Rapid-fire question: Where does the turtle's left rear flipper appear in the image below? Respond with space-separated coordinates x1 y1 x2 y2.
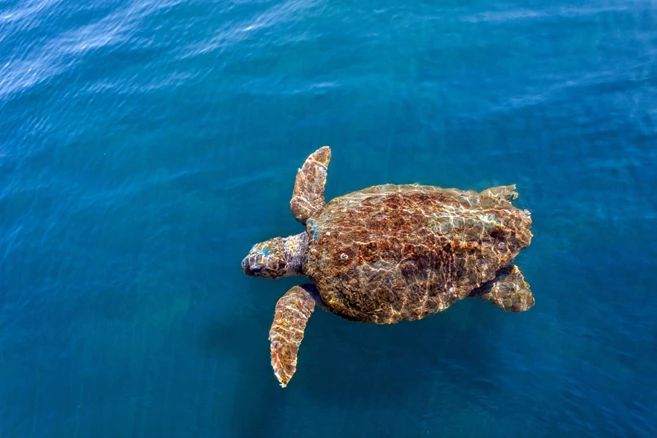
469 265 535 312
269 284 318 387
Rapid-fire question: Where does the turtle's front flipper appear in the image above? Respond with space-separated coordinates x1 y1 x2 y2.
290 146 331 224
269 284 319 387
469 265 535 312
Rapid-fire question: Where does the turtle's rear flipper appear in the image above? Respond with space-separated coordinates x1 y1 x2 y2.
469 265 535 312
481 185 518 202
290 146 331 224
269 284 318 387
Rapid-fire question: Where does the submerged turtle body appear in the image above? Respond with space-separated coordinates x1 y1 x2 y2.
242 146 535 388
304 184 533 324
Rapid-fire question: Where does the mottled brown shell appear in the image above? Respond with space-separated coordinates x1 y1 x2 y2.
303 184 532 323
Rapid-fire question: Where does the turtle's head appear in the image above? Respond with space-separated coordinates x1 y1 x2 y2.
241 232 308 279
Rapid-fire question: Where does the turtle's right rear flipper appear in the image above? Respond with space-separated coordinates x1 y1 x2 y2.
469 265 535 312
269 284 318 387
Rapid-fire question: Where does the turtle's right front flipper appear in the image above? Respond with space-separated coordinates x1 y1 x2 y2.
469 265 535 312
269 284 318 387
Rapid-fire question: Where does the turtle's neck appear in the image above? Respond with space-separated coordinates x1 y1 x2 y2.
283 231 308 277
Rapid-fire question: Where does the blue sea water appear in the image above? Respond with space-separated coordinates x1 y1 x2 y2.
1 0 656 436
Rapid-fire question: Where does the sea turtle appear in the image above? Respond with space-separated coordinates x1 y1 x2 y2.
241 146 534 387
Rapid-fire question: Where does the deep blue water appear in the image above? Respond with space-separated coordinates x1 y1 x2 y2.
1 0 656 436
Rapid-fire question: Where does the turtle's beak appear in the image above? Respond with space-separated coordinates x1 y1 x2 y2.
241 256 250 274
241 255 262 277
242 235 304 279
241 240 281 278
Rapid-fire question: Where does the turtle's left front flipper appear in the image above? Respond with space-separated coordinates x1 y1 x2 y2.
469 265 535 312
290 146 331 224
269 284 319 387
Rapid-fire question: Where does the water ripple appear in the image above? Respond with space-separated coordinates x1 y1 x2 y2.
181 0 323 58
461 3 652 23
0 0 186 99
0 0 60 27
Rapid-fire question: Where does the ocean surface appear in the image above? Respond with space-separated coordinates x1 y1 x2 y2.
1 0 656 436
